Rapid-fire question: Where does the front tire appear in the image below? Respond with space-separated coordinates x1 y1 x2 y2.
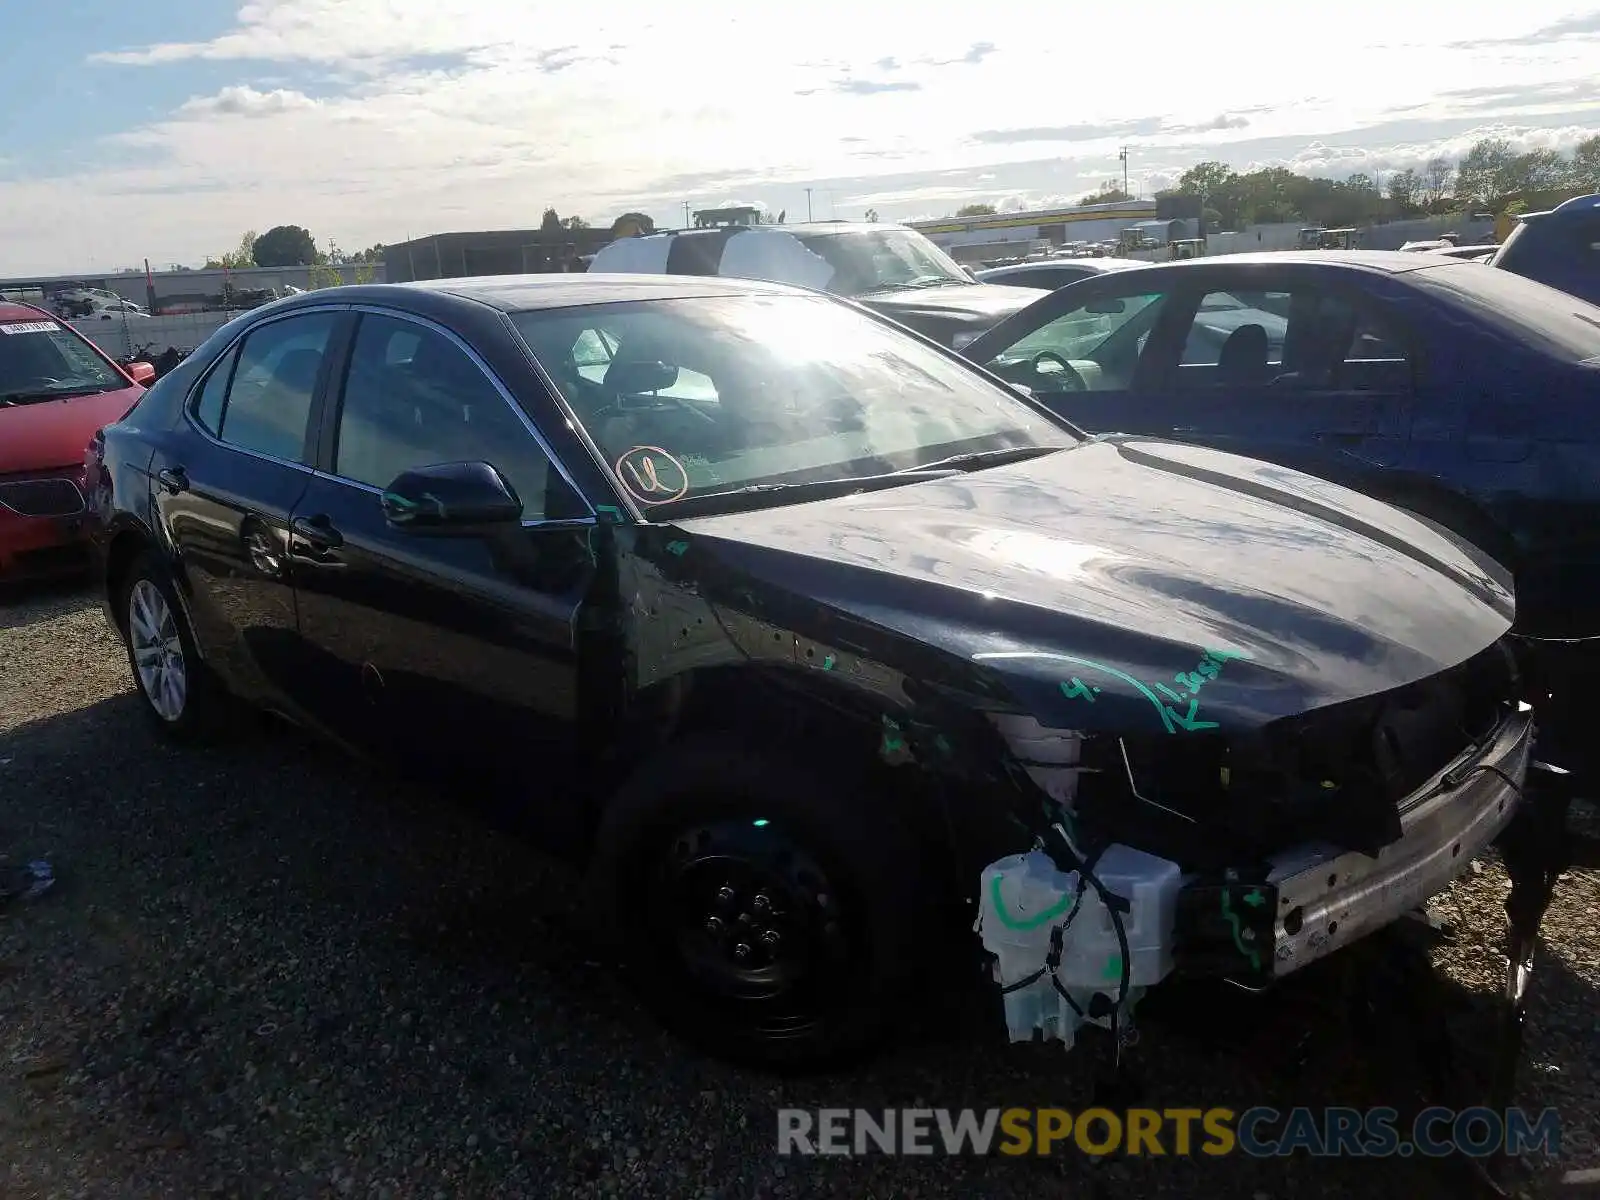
585 733 935 1071
120 552 226 740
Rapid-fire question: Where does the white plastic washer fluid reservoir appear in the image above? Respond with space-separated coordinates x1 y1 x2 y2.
977 846 1183 1048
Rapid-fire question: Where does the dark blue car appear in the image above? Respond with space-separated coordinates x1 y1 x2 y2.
961 250 1600 782
1492 192 1600 307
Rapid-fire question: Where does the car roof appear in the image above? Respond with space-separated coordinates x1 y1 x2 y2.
1116 250 1449 276
1519 192 1600 222
981 258 1146 275
620 222 910 241
385 272 812 312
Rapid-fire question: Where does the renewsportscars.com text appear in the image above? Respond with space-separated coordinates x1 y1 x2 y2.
776 1106 1562 1159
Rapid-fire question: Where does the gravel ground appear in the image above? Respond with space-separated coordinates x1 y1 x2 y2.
2 580 1598 1199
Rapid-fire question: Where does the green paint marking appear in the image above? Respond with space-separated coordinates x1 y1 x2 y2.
1243 888 1266 909
821 653 836 671
880 716 906 755
1054 647 1250 735
1060 677 1097 703
596 505 624 523
383 491 419 509
665 539 689 557
1102 955 1123 981
1221 890 1262 972
988 872 1078 931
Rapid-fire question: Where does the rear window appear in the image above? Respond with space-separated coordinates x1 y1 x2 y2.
1409 262 1600 361
0 316 125 405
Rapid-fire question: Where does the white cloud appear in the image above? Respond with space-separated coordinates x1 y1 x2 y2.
3 0 1599 273
1268 122 1599 177
179 85 320 118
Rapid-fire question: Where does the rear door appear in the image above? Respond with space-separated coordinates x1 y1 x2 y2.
152 307 347 707
1123 273 1417 486
286 307 598 775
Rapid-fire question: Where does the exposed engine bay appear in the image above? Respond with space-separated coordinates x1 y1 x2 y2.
976 640 1535 1055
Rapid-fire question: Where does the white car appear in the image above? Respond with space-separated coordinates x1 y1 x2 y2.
90 299 149 318
589 221 1041 347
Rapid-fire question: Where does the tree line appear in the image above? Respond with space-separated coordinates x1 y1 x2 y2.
952 134 1600 230
198 207 620 276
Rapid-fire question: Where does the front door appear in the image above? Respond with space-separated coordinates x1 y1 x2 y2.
286 309 598 788
966 278 1185 436
151 309 344 707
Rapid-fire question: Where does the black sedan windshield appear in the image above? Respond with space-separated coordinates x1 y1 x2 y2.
0 316 125 404
510 294 1076 514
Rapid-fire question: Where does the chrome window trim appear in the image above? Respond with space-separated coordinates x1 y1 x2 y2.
180 302 596 531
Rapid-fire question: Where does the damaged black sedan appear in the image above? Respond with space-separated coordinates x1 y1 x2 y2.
89 274 1535 1069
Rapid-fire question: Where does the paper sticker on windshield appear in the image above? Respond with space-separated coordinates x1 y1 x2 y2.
0 321 59 335
616 446 689 505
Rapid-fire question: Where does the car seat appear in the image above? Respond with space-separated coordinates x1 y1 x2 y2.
1216 324 1272 387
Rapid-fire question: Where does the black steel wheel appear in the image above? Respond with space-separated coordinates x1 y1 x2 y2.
586 733 934 1070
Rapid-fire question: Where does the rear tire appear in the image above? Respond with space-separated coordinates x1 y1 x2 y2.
585 733 935 1071
119 552 229 740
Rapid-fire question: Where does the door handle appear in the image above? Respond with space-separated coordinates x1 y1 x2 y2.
156 466 189 494
1170 425 1200 435
291 514 344 551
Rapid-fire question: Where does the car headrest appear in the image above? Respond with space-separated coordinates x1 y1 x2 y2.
1217 324 1270 382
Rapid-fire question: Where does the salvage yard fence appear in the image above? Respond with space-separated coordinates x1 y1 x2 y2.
69 310 235 362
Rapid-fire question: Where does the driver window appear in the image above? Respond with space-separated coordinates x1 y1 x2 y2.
980 291 1167 394
332 313 555 519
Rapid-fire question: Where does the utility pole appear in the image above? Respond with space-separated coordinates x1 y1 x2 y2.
1119 146 1130 198
682 200 691 228
805 188 813 222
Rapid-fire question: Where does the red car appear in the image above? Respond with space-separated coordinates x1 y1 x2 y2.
0 302 154 579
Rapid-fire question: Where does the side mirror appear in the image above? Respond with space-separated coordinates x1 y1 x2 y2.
1085 297 1127 315
606 359 679 394
380 461 522 533
125 361 157 385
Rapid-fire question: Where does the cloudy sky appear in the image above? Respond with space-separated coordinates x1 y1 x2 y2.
2 0 1598 276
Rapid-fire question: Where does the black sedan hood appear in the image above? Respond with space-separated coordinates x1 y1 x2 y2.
856 282 1040 331
671 437 1514 736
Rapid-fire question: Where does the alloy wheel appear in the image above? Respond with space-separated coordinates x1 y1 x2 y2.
128 579 187 722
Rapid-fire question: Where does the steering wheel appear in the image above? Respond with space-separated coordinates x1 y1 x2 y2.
1030 351 1088 392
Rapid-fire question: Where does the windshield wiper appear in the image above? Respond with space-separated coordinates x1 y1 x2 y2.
646 469 959 519
862 276 970 295
904 445 1065 474
901 275 971 289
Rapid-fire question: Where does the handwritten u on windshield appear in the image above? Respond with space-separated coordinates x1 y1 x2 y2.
615 446 689 504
